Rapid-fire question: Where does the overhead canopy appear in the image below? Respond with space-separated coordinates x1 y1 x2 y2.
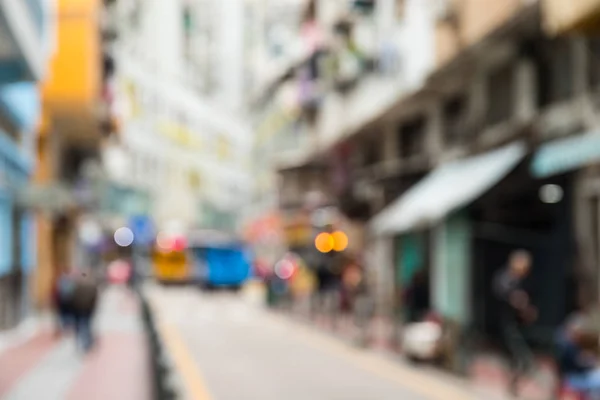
531 132 600 178
370 142 527 235
15 183 75 213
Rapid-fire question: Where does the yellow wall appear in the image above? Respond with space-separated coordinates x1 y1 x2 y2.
42 0 101 112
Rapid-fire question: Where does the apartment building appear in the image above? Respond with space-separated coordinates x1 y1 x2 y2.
105 0 253 233
246 0 439 268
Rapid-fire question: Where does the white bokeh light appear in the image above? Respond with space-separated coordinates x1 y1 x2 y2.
114 227 135 247
79 219 102 246
539 184 563 204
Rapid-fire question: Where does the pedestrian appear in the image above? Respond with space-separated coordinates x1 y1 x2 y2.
556 296 600 398
53 270 76 336
493 250 538 395
71 268 99 353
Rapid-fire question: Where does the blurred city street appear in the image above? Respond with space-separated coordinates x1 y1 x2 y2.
146 283 497 400
3 0 600 398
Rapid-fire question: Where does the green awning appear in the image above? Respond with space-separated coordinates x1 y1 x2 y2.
531 133 600 178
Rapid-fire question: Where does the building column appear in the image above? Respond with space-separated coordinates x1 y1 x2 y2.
513 58 537 123
432 212 472 326
32 114 56 310
572 37 589 97
366 234 394 316
426 101 443 164
382 122 396 163
467 71 487 128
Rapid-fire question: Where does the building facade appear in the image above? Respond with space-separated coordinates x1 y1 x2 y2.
254 0 600 370
247 0 438 287
105 0 253 234
31 0 108 310
0 0 54 328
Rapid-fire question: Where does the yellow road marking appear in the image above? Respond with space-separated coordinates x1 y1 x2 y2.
264 313 479 400
158 322 213 400
146 289 213 400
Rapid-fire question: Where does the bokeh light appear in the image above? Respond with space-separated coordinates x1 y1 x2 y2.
332 231 348 252
539 184 563 204
274 258 296 280
114 227 134 247
173 237 187 252
315 232 334 253
156 231 173 252
79 219 103 246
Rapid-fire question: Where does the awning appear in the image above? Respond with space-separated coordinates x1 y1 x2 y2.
370 142 527 235
15 183 75 212
531 132 600 178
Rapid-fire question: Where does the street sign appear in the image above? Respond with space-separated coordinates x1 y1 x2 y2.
129 215 155 246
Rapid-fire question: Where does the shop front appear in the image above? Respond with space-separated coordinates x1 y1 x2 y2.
0 133 35 329
371 142 528 367
470 162 577 350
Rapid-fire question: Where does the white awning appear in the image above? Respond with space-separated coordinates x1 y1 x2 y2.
370 142 527 235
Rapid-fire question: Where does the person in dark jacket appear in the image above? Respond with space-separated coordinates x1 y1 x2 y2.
71 269 99 353
53 270 76 335
492 250 537 395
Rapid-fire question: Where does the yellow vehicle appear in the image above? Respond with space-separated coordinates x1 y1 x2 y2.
153 248 190 283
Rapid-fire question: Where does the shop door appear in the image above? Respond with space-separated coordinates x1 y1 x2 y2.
395 231 429 321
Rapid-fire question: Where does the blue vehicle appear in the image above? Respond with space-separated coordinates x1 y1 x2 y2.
189 230 253 290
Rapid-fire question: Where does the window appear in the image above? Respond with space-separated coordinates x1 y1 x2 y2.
364 140 379 166
486 64 514 126
536 38 574 107
397 116 426 158
443 95 467 145
588 38 600 90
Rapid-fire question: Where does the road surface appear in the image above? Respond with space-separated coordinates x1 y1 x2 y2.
146 283 491 400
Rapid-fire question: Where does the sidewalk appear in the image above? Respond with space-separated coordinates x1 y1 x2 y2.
0 285 151 400
288 310 557 400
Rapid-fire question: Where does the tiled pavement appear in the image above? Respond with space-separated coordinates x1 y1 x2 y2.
0 285 151 400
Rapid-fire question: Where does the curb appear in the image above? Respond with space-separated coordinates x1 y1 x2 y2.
136 287 184 400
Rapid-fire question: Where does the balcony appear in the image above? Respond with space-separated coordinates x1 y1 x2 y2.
0 0 50 82
542 0 600 35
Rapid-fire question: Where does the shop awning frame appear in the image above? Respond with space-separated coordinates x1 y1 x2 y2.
370 141 527 235
531 132 600 179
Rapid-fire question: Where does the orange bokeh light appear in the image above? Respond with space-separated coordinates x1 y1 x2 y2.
332 231 349 252
315 232 334 253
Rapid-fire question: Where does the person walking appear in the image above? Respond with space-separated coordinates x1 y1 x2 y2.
493 250 538 395
71 269 99 353
53 270 76 336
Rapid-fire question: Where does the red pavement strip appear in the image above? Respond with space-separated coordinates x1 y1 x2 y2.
67 332 151 400
0 331 58 398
